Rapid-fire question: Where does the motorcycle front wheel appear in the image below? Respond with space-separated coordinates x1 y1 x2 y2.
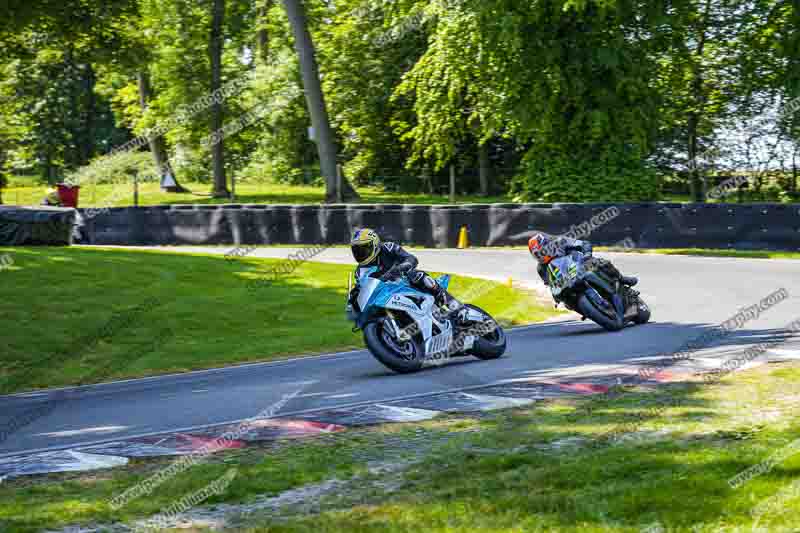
463 304 507 360
576 293 624 332
364 319 424 374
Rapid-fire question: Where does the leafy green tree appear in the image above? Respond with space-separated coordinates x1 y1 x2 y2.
282 0 359 201
317 0 427 186
0 34 128 183
396 0 666 202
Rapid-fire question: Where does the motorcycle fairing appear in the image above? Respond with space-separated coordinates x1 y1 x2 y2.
353 267 454 357
547 254 625 319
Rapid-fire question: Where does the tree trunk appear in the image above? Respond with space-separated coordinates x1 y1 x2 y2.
83 63 96 166
449 164 456 203
256 0 272 65
687 113 702 202
478 141 490 196
0 150 5 205
65 46 82 170
281 0 359 202
686 0 712 203
137 71 188 193
209 0 229 198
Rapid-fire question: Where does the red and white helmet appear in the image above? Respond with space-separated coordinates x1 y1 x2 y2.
528 233 554 264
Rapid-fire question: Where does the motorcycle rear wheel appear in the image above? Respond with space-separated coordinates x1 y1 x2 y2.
633 297 651 324
364 320 424 374
577 294 624 332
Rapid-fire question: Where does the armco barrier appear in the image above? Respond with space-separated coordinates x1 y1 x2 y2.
78 203 800 251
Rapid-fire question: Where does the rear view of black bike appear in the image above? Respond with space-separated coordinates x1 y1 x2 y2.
547 253 651 331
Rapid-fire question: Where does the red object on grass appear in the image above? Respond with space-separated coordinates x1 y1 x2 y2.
57 184 80 207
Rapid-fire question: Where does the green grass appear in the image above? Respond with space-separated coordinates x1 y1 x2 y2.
6 177 796 207
0 246 555 394
597 247 800 259
3 360 800 532
0 432 372 533
2 179 510 207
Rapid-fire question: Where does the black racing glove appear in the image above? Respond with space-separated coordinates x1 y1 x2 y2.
348 286 360 305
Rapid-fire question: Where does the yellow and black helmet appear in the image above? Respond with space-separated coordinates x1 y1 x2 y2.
350 228 380 265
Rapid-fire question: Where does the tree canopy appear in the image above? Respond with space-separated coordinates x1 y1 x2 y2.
1 0 797 202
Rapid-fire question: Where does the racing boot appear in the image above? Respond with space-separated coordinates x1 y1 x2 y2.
435 288 467 326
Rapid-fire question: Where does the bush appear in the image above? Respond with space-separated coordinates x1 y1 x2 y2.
240 155 308 185
512 147 661 203
66 151 158 186
171 146 212 184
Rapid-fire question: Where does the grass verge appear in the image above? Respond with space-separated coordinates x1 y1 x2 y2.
2 180 509 207
2 361 799 532
0 246 557 394
597 247 800 260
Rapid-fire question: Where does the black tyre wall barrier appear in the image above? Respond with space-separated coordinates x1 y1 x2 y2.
78 203 800 250
318 205 349 244
206 207 234 245
0 206 76 245
402 205 434 247
142 207 171 245
268 206 294 244
168 207 213 245
371 206 406 244
459 205 491 246
249 207 275 245
292 206 322 244
430 206 459 247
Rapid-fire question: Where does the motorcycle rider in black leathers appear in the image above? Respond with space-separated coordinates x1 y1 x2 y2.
528 233 638 289
348 228 462 317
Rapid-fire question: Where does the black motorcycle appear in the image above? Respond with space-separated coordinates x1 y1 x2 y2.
547 252 650 331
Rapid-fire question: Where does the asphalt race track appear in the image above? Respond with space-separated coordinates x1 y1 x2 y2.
2 248 799 459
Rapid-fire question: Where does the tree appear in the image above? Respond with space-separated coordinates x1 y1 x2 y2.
136 71 187 192
281 0 358 202
0 31 129 183
112 0 188 193
397 0 665 202
0 154 7 204
209 0 229 198
256 0 273 65
477 141 490 197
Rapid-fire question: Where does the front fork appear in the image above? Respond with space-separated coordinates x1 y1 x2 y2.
384 311 409 341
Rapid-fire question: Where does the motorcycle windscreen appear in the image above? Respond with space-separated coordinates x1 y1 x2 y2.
548 255 584 295
547 256 571 285
357 277 381 310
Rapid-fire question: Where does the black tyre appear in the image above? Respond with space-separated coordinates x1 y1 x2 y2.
633 297 651 325
576 293 624 332
463 305 507 360
364 320 424 374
